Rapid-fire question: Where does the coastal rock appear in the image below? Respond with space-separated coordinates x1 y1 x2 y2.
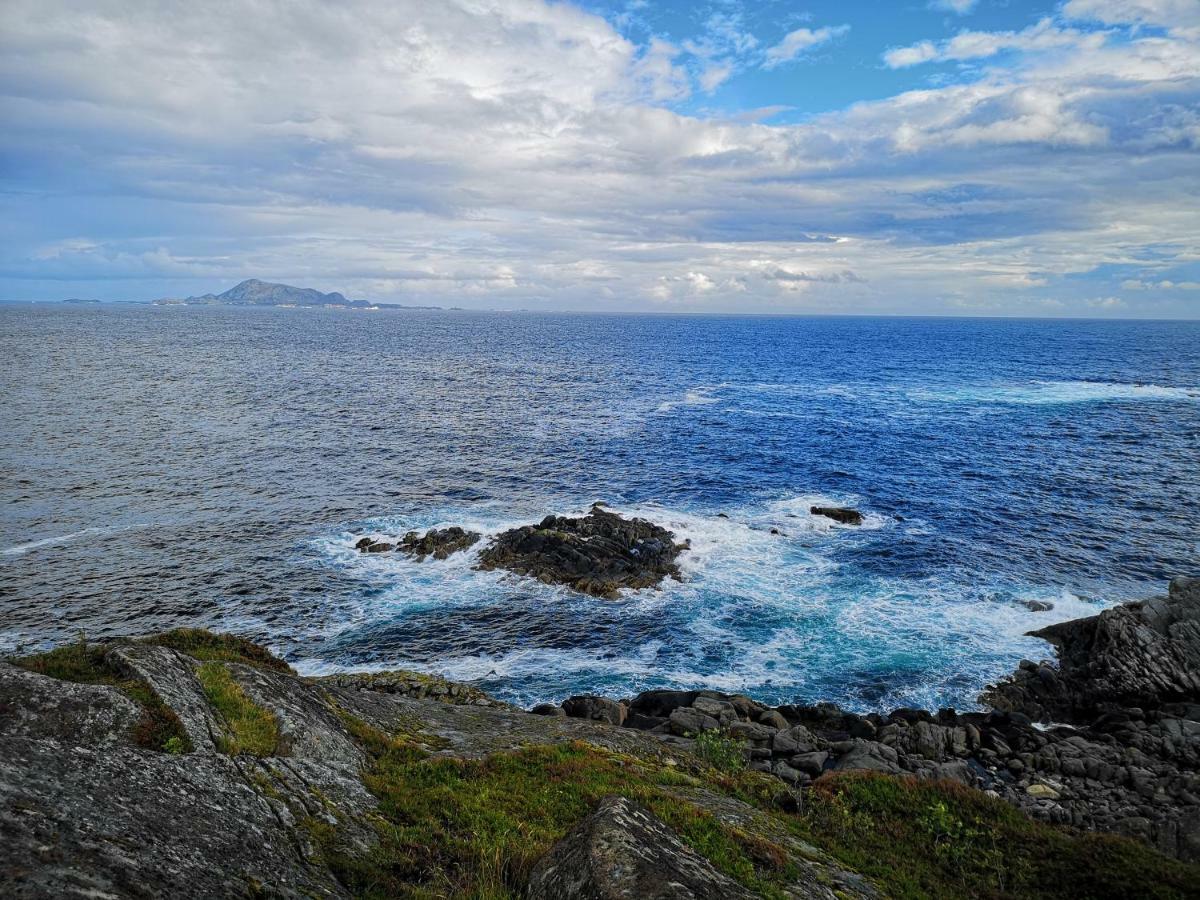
397 526 481 560
526 796 756 900
476 505 688 598
562 695 627 727
810 506 863 526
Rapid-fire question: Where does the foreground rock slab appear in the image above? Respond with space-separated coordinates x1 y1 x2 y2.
527 796 755 900
477 504 689 598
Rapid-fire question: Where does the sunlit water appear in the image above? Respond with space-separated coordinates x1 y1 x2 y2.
2 305 1198 711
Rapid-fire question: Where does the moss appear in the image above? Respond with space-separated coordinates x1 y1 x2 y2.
11 638 192 754
196 662 280 757
790 772 1200 900
144 629 293 673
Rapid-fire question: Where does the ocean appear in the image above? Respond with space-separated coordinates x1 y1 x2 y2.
2 304 1197 713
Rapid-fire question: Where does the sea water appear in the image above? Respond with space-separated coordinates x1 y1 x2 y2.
2 305 1197 712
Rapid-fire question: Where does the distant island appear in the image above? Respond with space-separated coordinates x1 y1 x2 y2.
153 279 440 310
63 297 101 304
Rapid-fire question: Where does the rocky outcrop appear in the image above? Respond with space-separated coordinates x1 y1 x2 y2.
810 506 863 525
527 796 756 900
356 527 481 560
984 575 1200 721
476 504 689 598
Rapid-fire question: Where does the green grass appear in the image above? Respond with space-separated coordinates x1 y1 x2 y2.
789 772 1200 900
692 728 749 773
196 662 280 756
10 637 192 754
143 629 293 673
310 730 800 900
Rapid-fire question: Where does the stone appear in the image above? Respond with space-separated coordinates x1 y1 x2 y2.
531 703 566 717
476 505 688 598
562 696 626 727
526 796 756 899
758 709 789 729
790 751 829 775
810 506 864 526
669 707 719 736
1027 783 1062 800
772 725 818 757
397 526 481 560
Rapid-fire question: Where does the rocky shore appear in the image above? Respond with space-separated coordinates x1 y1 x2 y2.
1 577 1198 897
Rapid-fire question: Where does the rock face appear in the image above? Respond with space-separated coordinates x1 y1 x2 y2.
986 575 1200 721
477 504 689 598
526 796 756 900
810 506 863 525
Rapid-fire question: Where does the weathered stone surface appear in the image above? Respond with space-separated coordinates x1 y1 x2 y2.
109 644 222 752
477 505 688 598
0 662 141 749
526 796 756 899
562 695 626 727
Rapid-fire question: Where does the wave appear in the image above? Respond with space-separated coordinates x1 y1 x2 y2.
264 495 1114 713
2 523 152 557
909 380 1200 406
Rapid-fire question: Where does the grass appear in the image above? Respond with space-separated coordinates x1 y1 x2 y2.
692 728 749 773
789 771 1200 900
143 628 293 673
309 734 800 899
196 662 280 756
10 637 191 754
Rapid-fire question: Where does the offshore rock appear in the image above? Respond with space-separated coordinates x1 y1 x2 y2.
398 526 481 560
810 506 863 525
477 504 688 598
526 796 755 900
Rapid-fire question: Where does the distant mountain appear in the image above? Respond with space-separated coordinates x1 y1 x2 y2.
155 279 369 308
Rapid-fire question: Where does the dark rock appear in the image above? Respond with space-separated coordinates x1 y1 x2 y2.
398 526 481 560
526 796 756 899
531 703 566 717
476 505 688 598
354 537 374 550
810 506 864 526
365 542 395 553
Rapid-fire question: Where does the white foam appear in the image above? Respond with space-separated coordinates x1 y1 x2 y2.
910 380 1200 406
2 523 152 556
656 386 724 413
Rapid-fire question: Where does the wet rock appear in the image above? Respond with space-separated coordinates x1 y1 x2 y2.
364 542 394 553
397 526 481 560
810 506 864 526
526 796 756 900
476 505 688 598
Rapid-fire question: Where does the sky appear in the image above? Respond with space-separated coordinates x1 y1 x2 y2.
1 0 1198 316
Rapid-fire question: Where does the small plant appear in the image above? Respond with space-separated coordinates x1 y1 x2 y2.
196 662 280 756
145 629 293 673
692 728 749 773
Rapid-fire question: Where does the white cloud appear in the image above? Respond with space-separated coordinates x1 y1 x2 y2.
763 25 850 69
1063 0 1200 28
884 19 1101 68
1121 279 1200 289
0 0 1198 316
930 0 979 14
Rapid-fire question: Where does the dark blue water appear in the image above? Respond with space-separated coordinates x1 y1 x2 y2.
2 305 1197 712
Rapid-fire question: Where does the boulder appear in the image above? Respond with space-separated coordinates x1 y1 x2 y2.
476 505 688 598
810 506 864 526
526 796 756 899
562 696 626 727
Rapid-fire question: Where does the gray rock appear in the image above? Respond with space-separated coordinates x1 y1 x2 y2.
526 796 755 899
562 695 626 727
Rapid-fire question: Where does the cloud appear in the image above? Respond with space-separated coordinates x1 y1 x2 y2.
1 0 1198 317
1121 279 1200 289
930 0 979 14
763 25 850 69
1063 0 1200 28
884 19 1099 68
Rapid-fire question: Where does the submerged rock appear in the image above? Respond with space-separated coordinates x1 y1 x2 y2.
811 506 864 525
476 504 688 598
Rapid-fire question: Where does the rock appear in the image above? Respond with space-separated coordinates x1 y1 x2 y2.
629 690 703 719
790 751 829 775
758 709 789 729
365 542 394 553
1023 600 1054 612
1027 783 1061 800
669 707 719 736
562 696 626 727
354 537 374 550
397 526 481 560
831 740 901 775
476 505 688 598
810 506 863 526
727 721 776 742
526 796 756 900
772 725 818 757
532 703 566 717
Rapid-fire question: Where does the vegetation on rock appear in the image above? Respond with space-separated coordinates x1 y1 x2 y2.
196 662 280 756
